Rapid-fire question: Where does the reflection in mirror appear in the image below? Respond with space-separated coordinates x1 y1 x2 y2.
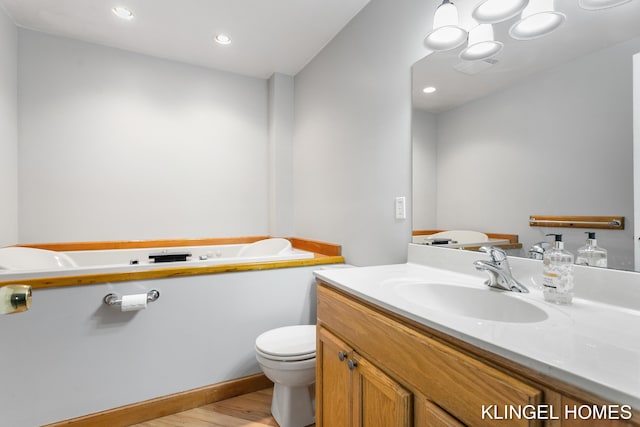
412 1 640 271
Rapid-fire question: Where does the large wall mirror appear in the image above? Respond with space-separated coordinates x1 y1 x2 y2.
412 0 640 271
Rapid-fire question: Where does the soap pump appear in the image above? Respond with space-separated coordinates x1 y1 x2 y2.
542 234 574 305
575 231 608 268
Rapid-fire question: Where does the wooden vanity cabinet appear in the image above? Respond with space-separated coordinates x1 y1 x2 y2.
316 282 639 427
317 327 411 426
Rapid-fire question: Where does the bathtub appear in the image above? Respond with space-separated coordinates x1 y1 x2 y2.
0 238 316 280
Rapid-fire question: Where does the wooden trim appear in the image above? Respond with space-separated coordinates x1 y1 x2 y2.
3 236 345 290
412 230 519 244
42 373 273 427
17 236 343 256
289 237 342 257
15 236 271 252
413 229 446 236
529 216 624 230
0 256 345 290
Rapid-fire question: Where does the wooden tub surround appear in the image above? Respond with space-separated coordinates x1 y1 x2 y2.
2 236 344 290
413 229 523 251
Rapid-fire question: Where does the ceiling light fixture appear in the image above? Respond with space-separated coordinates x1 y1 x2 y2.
578 0 631 10
112 6 134 20
424 0 467 51
214 34 232 45
472 0 529 24
423 86 437 94
509 0 566 40
459 24 503 61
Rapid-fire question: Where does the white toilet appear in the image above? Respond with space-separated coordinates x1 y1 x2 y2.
255 325 316 427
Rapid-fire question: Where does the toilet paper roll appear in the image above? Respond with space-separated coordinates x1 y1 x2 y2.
120 294 147 312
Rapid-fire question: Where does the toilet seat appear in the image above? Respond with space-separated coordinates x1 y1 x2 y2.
255 325 316 362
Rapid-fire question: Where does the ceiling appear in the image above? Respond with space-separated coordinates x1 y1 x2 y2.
0 0 370 79
413 0 640 113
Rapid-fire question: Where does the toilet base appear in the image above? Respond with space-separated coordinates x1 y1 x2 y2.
271 382 315 427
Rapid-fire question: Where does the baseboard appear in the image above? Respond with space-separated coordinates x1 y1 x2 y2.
42 373 273 427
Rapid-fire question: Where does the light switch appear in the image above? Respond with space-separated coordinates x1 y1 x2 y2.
395 197 406 220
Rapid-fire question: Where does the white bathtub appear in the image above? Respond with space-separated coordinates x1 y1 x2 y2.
0 238 315 280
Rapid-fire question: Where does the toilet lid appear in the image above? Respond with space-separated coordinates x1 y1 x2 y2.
255 325 316 359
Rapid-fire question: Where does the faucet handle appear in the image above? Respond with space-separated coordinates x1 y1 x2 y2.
479 246 507 263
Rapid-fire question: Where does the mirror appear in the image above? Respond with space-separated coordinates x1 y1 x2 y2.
412 1 640 271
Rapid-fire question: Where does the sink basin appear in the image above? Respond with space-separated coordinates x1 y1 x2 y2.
395 283 548 323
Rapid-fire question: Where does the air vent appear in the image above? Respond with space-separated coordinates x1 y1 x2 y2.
453 58 498 75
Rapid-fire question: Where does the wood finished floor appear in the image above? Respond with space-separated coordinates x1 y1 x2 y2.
132 388 315 427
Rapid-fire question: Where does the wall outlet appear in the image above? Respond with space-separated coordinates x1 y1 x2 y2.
395 196 406 220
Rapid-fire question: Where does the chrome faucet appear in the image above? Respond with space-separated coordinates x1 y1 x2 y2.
528 241 551 260
474 246 529 293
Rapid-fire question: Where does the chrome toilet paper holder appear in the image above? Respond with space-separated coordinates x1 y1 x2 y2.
103 289 160 307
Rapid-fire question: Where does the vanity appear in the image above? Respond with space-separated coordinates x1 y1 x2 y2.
314 245 640 426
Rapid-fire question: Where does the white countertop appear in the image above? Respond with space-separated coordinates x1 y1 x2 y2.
314 247 640 408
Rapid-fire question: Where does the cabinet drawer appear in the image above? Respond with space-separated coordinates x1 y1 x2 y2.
318 284 542 427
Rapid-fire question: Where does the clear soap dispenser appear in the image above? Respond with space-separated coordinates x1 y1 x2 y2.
542 234 574 305
575 231 608 268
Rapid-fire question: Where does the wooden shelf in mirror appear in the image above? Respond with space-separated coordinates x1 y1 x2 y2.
529 216 624 230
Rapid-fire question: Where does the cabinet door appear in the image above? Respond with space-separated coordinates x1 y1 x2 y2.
351 352 412 427
415 394 466 427
317 327 352 427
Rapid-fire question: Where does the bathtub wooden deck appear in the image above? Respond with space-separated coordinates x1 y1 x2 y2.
2 236 344 290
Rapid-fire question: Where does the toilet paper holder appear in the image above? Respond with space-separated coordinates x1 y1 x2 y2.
103 290 160 307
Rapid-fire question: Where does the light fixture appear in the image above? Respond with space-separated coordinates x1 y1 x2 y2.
214 34 232 45
424 0 467 51
472 0 529 24
112 6 134 20
423 86 437 94
509 0 566 40
578 0 631 10
459 24 503 61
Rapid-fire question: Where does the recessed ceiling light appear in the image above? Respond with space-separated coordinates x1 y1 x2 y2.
423 86 437 94
112 6 134 20
214 34 232 45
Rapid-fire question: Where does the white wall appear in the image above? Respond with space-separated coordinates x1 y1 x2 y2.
635 51 640 270
293 0 429 266
268 73 295 237
0 267 320 426
0 5 18 246
411 108 438 230
18 30 269 243
421 37 640 270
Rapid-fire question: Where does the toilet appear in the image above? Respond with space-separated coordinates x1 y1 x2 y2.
255 325 316 427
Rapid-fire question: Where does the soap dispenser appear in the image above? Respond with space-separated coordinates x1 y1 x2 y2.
542 234 574 305
575 232 608 268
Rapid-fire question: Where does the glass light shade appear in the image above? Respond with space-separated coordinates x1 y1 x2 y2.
578 0 631 10
459 24 503 61
509 0 566 40
472 0 529 23
424 0 468 51
112 6 134 20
